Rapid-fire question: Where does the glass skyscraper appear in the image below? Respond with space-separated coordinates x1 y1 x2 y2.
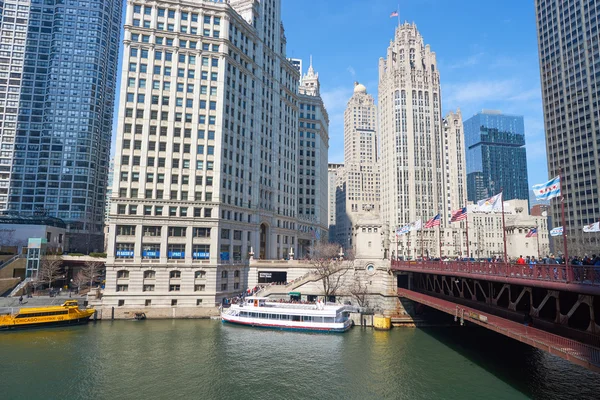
464 111 529 203
0 0 122 250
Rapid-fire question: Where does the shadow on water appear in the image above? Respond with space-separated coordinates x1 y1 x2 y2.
418 310 600 400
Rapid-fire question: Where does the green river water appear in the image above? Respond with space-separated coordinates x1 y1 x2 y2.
0 319 598 400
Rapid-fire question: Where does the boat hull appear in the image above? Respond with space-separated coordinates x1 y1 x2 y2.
221 315 352 333
0 316 93 331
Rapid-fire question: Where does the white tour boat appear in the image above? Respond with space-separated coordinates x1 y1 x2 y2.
221 297 355 332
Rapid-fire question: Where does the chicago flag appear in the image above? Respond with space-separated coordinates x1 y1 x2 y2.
532 176 561 200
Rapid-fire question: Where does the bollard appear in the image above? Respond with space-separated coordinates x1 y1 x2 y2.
111 306 114 320
93 310 97 321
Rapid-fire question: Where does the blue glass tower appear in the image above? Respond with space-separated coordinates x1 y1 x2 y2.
0 0 122 251
464 111 529 203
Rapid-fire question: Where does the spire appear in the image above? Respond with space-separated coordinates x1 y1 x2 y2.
307 54 315 76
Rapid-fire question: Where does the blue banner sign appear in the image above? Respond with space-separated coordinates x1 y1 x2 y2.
168 251 185 259
220 252 230 261
193 252 210 259
116 250 134 257
142 251 160 258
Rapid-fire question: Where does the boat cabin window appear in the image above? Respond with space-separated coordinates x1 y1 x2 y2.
16 310 69 318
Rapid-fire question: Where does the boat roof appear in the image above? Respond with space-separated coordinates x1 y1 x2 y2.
18 302 79 314
231 302 354 316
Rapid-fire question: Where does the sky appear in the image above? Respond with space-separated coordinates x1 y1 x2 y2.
279 0 548 186
111 0 547 186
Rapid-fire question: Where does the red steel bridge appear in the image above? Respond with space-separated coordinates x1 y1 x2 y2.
391 260 600 372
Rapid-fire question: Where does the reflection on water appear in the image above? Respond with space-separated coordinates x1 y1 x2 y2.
0 320 598 400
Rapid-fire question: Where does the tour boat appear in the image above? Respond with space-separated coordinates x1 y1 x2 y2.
221 297 355 332
0 300 95 331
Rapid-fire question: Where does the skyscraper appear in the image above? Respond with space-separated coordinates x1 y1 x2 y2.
327 163 343 243
464 111 529 203
104 0 328 308
335 82 379 247
378 23 446 258
0 0 122 251
535 0 600 251
297 58 329 253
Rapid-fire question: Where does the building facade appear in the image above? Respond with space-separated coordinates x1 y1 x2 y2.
104 0 328 308
378 23 450 258
464 110 529 203
335 82 380 248
327 163 343 243
296 59 329 255
535 0 600 252
0 0 121 250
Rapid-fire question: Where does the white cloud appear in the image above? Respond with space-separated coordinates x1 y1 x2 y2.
347 66 356 77
447 52 485 69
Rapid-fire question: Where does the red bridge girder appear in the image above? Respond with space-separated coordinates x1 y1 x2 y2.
398 288 600 373
392 260 600 296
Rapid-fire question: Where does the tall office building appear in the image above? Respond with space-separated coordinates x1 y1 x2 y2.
297 59 329 250
327 163 343 243
105 0 328 308
378 23 446 258
335 82 380 247
443 110 467 214
535 0 600 251
0 0 122 251
464 111 529 203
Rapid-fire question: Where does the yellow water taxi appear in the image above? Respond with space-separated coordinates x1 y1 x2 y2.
0 300 95 330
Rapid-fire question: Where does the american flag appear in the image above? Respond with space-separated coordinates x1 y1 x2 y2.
525 228 538 238
390 11 399 18
424 214 441 228
450 207 467 222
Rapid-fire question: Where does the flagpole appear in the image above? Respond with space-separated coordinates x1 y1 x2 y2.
536 221 540 261
465 208 470 259
500 189 508 264
396 233 399 261
438 220 442 260
559 169 570 281
420 224 424 261
397 4 400 26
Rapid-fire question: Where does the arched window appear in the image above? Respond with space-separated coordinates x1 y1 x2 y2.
143 270 155 279
170 270 181 279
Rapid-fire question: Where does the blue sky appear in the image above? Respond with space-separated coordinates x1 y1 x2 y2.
279 0 547 186
111 0 547 185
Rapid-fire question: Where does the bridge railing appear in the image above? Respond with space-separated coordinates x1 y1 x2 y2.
391 260 600 287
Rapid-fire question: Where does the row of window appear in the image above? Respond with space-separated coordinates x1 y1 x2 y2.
117 282 236 293
116 205 213 217
118 269 237 279
132 5 221 25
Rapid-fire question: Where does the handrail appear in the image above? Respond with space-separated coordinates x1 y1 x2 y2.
391 260 600 288
0 254 20 271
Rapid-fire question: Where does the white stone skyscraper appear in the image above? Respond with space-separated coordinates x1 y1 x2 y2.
335 82 380 247
103 0 328 308
379 23 465 258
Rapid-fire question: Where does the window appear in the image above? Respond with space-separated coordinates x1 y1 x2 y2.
193 244 210 259
221 229 230 239
195 285 205 292
116 285 128 292
169 285 181 292
171 300 178 306
196 299 203 306
193 227 211 237
170 270 181 279
145 300 152 306
143 285 155 292
221 271 228 279
234 270 240 278
195 271 206 279
221 283 227 291
117 270 130 279
144 270 156 279
118 300 125 306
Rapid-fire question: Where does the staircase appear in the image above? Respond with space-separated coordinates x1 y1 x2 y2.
258 272 322 297
9 278 30 297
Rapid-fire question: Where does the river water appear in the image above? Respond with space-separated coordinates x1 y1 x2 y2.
1 319 598 400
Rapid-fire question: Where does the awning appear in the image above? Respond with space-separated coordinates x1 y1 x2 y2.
288 292 301 296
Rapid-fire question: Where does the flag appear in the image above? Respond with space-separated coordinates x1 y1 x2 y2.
550 226 563 237
532 176 561 200
477 192 503 212
424 214 441 228
583 222 600 233
390 11 398 17
525 228 538 238
396 219 422 235
450 207 467 222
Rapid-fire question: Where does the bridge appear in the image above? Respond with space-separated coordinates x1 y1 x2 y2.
392 260 600 372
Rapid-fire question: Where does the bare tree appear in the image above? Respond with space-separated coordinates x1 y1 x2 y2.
348 275 370 310
72 271 88 293
38 255 63 290
309 242 349 303
81 261 104 289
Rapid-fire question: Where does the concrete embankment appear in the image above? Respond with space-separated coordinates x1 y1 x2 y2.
94 306 220 320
